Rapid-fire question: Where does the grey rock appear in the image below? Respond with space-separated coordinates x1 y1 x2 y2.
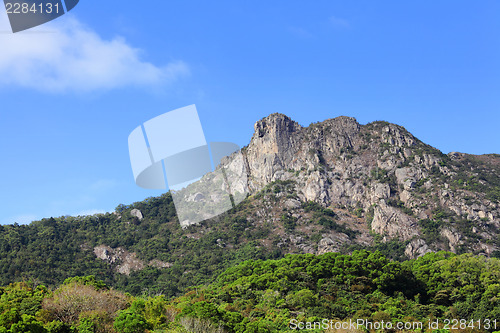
130 209 143 220
405 239 431 258
371 202 419 241
94 245 172 275
440 228 463 252
285 199 301 209
202 113 499 258
93 245 144 275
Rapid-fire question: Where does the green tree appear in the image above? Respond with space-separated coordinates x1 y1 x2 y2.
10 314 46 333
114 311 150 333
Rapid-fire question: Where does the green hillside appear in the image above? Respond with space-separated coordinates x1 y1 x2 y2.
0 193 285 296
0 185 433 297
1 251 499 332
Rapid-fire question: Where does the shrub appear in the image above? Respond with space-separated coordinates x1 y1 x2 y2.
113 310 150 333
42 283 128 325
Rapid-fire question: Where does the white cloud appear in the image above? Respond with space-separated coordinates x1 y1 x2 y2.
0 12 189 93
329 16 350 28
74 209 107 216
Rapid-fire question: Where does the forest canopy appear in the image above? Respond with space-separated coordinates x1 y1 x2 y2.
0 250 499 332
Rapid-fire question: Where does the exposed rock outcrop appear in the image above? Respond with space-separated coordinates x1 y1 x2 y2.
215 113 500 258
163 113 499 258
93 245 172 275
405 239 432 258
130 209 143 220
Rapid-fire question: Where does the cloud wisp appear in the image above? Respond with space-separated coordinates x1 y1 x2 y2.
289 15 350 39
288 26 315 39
329 16 350 28
0 12 189 93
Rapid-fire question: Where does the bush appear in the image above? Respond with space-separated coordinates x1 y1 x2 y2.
9 314 46 333
63 276 108 291
42 283 128 325
44 321 72 333
280 213 297 231
114 310 150 333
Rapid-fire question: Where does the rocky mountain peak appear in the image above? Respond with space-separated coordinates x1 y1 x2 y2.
221 114 500 258
253 113 301 138
250 113 302 158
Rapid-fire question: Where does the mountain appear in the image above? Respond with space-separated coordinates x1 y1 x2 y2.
221 113 500 258
0 113 499 295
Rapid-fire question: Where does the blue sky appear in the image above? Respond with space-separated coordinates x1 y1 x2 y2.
0 1 499 224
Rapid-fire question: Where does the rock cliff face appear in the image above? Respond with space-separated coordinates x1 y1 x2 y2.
93 245 172 275
219 113 500 258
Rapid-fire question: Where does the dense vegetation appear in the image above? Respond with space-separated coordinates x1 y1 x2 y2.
0 251 499 332
0 193 288 297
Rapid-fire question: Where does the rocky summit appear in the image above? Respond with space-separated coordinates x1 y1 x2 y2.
213 113 500 258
